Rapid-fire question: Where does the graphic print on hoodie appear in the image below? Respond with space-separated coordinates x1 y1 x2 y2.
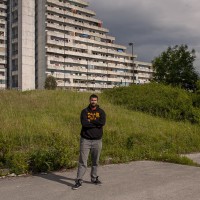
80 105 106 140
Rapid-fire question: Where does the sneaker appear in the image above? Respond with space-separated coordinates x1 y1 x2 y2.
91 176 102 185
72 179 82 190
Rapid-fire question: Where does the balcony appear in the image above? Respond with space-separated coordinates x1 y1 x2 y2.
89 46 132 57
47 56 133 70
47 47 132 64
0 19 6 25
135 67 154 73
0 51 6 56
0 27 5 32
0 35 6 40
47 28 114 42
46 36 88 50
136 73 152 78
49 71 119 83
0 59 6 64
68 0 89 7
46 14 109 33
47 62 132 77
0 43 6 48
74 37 127 50
46 5 100 24
0 84 6 89
48 35 130 57
0 4 7 9
47 0 96 16
46 37 128 57
0 12 6 17
56 82 114 89
0 75 6 80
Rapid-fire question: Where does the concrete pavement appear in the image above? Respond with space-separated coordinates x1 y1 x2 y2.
185 153 200 165
1 161 200 200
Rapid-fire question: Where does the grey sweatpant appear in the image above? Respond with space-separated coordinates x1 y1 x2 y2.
76 137 102 180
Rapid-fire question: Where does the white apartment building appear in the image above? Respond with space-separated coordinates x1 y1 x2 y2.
134 61 153 84
35 0 136 91
6 0 153 91
0 0 7 89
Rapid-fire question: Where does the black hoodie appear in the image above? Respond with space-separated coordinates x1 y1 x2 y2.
80 105 106 140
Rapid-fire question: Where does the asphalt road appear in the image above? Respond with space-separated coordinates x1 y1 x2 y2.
1 160 200 200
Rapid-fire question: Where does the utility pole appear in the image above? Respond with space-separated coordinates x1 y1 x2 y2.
64 1 66 90
87 44 89 90
129 43 134 84
124 57 126 86
107 48 108 89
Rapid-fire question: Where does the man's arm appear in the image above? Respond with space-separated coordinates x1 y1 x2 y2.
90 110 106 127
80 109 97 128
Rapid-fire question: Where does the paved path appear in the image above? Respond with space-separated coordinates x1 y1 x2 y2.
1 160 200 200
185 153 200 165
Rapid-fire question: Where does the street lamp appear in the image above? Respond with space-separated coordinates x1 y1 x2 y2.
129 43 134 84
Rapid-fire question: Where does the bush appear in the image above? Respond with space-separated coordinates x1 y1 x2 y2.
103 83 200 123
5 152 29 175
192 93 200 108
190 108 200 124
44 75 57 90
29 147 77 173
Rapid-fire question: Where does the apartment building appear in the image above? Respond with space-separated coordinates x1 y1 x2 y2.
5 0 152 91
134 61 153 84
7 0 35 90
0 0 7 89
35 0 136 91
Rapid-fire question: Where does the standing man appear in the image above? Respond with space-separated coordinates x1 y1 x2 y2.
72 94 106 190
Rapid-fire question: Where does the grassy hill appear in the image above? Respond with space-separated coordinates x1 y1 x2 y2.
0 89 200 175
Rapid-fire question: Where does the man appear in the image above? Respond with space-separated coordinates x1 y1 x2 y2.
72 94 106 190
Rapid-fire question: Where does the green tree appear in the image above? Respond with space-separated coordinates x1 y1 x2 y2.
196 80 200 94
44 75 57 90
152 44 199 90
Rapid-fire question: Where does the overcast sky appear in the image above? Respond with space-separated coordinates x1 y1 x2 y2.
86 0 200 72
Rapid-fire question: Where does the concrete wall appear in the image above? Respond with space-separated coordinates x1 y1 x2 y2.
0 0 7 89
18 0 35 90
35 0 46 89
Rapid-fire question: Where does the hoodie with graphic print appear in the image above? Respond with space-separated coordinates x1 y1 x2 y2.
80 105 106 140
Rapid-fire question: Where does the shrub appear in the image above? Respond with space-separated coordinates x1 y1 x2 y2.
192 93 200 108
103 83 200 123
44 75 57 90
5 152 29 175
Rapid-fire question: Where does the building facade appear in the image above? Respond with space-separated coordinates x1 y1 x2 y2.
7 0 35 90
0 0 7 89
134 61 153 84
5 0 153 91
36 0 136 91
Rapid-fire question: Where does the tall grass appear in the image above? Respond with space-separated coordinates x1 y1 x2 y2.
0 90 200 175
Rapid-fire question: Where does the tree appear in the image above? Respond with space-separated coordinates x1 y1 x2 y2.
152 44 199 90
44 75 57 90
196 80 200 94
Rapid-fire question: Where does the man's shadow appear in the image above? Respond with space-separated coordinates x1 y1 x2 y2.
35 172 93 188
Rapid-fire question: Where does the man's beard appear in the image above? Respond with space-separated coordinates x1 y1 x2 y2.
90 103 96 108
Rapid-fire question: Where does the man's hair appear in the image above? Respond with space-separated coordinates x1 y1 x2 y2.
90 94 98 100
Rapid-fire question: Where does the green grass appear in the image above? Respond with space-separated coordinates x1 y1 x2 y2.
0 90 200 175
103 83 200 123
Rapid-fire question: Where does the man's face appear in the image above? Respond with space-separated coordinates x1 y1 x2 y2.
90 97 98 107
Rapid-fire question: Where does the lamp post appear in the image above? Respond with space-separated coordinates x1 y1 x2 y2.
129 43 134 84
